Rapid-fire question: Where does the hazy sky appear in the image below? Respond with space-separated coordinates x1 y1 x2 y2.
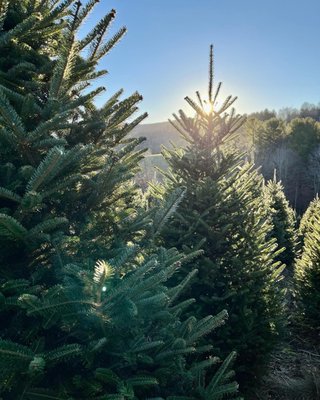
82 0 320 123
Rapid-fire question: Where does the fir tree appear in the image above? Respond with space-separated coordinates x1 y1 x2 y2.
263 177 297 271
0 3 240 399
158 46 285 390
298 195 320 247
294 197 320 333
0 0 67 94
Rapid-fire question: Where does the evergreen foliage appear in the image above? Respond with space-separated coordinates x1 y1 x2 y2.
159 46 285 388
288 117 320 161
298 195 320 246
263 178 297 270
253 117 287 158
295 197 320 332
0 2 240 399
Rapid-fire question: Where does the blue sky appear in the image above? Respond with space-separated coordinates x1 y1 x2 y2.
82 0 320 123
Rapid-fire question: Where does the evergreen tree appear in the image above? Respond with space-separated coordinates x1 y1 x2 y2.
298 195 320 247
0 2 241 399
254 117 287 158
0 0 67 93
159 46 284 390
295 197 320 333
263 177 297 271
288 117 320 161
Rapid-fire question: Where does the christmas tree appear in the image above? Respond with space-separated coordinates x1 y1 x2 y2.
263 177 297 271
295 197 320 333
158 45 285 390
0 3 241 399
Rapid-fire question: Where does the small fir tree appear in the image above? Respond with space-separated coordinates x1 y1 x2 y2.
263 177 297 271
295 197 320 333
159 46 285 389
298 195 320 247
0 2 241 399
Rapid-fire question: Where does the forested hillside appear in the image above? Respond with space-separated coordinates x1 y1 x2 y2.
0 2 320 400
131 122 184 154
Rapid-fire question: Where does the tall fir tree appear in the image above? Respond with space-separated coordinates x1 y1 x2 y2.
0 3 243 399
158 45 285 391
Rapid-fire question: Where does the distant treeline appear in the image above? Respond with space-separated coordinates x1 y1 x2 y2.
247 102 320 122
243 114 320 214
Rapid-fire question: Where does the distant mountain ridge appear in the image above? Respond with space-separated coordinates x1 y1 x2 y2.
131 121 185 154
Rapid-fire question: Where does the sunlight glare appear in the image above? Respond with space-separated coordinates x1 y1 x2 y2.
203 101 213 114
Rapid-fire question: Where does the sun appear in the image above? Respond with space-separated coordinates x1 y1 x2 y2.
202 100 213 114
